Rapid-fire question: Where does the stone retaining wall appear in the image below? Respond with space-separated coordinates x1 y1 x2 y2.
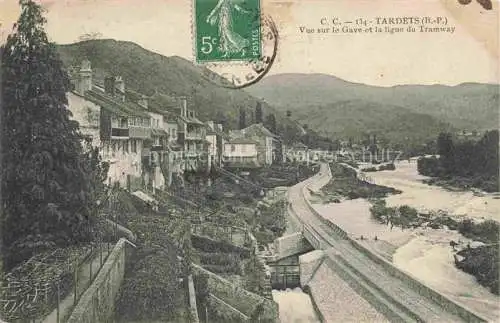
348 238 488 323
208 293 250 321
66 238 131 323
187 275 200 323
301 165 488 323
192 263 279 322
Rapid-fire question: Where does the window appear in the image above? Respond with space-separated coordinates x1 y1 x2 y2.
131 139 137 153
120 118 127 128
123 141 129 153
231 145 236 152
111 141 117 152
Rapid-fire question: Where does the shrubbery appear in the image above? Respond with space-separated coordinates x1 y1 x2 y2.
115 245 182 322
458 219 499 244
196 251 243 275
323 163 401 200
379 163 396 171
417 131 499 192
455 245 499 295
369 201 420 229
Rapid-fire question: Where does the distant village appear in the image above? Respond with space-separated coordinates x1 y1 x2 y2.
68 60 339 191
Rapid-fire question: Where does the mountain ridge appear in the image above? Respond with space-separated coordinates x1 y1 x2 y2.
247 73 499 131
56 39 479 149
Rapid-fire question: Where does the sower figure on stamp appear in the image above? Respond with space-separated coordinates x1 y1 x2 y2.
206 0 250 57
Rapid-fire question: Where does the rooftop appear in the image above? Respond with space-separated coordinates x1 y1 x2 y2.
230 123 278 139
81 86 150 118
227 138 259 145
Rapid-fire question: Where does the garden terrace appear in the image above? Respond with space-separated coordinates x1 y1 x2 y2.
250 164 320 188
0 244 111 322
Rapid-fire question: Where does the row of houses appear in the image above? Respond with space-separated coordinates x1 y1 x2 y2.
68 60 284 190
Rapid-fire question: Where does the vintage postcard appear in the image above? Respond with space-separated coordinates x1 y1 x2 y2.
0 0 498 322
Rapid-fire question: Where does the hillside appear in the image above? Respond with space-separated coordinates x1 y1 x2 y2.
56 39 295 131
292 100 453 145
247 73 499 131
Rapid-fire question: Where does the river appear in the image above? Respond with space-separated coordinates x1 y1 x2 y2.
366 161 500 221
312 161 500 320
272 288 321 323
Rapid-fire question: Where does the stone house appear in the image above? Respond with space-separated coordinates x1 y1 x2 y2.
229 123 279 166
68 60 154 188
205 121 228 170
223 138 260 169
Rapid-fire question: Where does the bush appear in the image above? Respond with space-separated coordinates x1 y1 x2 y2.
115 246 182 321
197 251 242 274
380 163 396 171
192 235 251 257
455 245 499 295
253 229 276 245
458 219 500 244
417 156 442 177
370 200 387 222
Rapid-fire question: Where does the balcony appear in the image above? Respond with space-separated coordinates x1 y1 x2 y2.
184 150 201 158
129 126 151 139
185 131 205 141
151 144 165 152
111 128 129 138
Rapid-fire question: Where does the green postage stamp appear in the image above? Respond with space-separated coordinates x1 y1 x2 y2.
194 0 262 62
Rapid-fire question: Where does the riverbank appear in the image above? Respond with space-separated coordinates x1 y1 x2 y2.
312 162 500 320
369 161 500 222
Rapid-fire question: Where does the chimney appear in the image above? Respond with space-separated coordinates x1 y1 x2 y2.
114 76 125 102
104 76 116 95
75 60 92 95
138 94 148 109
216 123 223 132
179 96 187 117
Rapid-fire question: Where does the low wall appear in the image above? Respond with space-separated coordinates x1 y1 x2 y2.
66 238 131 323
192 263 279 322
187 275 200 323
348 238 488 322
208 293 250 321
299 250 325 288
300 165 488 323
105 219 136 242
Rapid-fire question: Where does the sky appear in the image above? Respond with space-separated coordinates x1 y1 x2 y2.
0 0 498 86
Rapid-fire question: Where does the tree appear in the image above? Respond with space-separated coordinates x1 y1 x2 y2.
255 102 263 124
265 113 277 134
458 0 492 10
1 0 100 269
437 132 455 174
476 130 498 178
214 110 227 131
77 32 103 61
239 106 246 129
